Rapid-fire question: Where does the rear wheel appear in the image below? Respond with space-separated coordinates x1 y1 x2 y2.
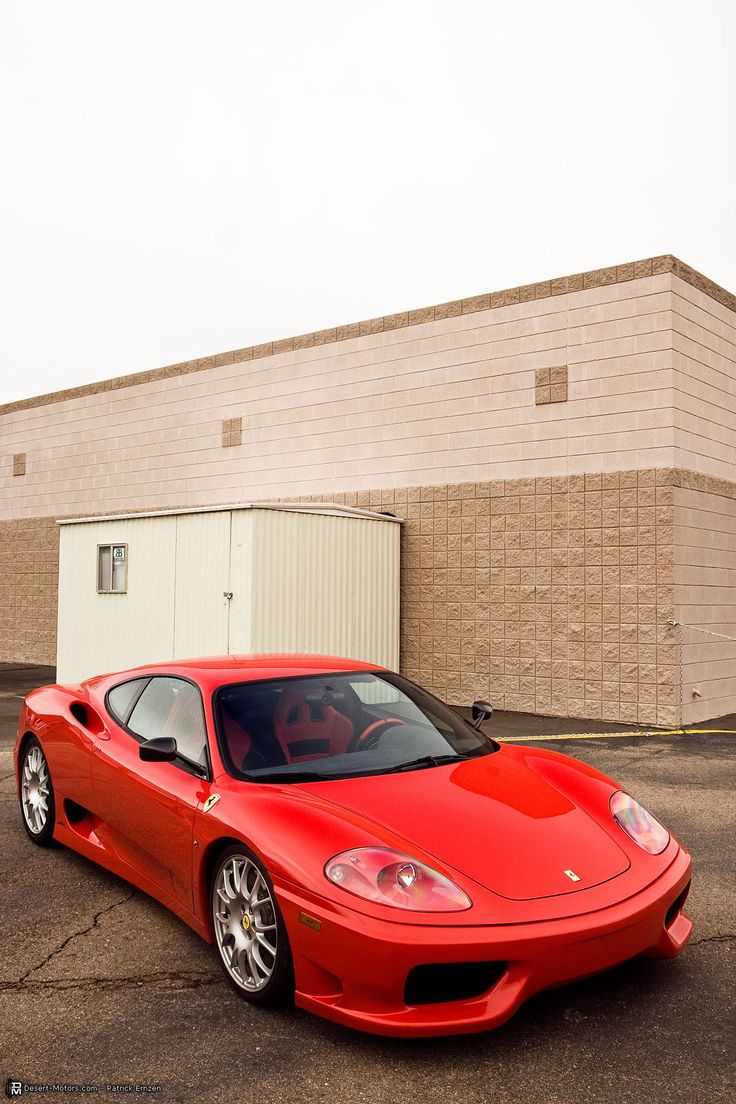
211 844 294 1006
20 737 56 846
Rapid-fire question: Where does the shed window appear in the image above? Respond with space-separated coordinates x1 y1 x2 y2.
98 544 128 593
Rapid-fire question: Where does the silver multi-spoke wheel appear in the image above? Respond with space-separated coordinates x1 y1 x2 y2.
21 743 51 835
213 854 278 993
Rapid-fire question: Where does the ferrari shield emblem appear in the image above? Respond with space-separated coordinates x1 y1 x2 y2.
203 793 221 814
564 869 581 882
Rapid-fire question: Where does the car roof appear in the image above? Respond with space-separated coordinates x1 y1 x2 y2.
83 654 384 692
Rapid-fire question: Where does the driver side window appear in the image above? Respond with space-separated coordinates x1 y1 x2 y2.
128 677 207 769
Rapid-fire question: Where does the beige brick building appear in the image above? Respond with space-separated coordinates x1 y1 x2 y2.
2 254 735 726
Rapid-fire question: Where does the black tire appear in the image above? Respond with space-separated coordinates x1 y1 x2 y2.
19 736 56 847
210 843 294 1007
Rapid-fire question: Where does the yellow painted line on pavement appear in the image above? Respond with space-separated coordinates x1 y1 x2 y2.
500 728 736 743
635 728 736 736
502 731 656 743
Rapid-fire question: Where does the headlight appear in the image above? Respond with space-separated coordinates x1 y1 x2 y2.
610 791 670 855
324 847 472 911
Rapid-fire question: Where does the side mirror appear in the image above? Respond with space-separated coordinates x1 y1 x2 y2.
139 736 178 762
471 700 493 731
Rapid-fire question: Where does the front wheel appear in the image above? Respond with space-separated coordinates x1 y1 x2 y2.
211 844 294 1006
20 736 56 846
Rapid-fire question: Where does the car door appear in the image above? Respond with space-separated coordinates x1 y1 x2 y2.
90 675 210 910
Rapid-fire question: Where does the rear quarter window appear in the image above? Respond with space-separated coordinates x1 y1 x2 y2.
106 678 149 725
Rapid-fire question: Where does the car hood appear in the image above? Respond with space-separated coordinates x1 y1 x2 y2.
300 748 630 901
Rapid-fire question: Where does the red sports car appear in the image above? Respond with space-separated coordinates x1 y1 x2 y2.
15 655 692 1036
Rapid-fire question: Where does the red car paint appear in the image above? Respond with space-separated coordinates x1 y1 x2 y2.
15 655 692 1037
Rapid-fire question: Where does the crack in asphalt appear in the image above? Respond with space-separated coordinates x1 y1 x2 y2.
0 969 217 994
604 747 670 771
690 933 736 947
9 889 138 988
2 890 220 996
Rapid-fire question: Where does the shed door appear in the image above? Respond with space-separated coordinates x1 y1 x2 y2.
173 512 232 658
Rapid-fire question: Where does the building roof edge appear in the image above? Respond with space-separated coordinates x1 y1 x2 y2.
3 254 732 417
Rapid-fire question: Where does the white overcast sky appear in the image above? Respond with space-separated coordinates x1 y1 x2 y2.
1 1 734 404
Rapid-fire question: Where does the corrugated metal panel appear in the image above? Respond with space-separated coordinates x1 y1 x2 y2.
250 510 399 669
172 512 231 659
227 510 254 654
56 506 400 683
56 516 177 684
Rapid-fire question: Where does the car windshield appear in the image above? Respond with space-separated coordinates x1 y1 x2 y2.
215 671 497 783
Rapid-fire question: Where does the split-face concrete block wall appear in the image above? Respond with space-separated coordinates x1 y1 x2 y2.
332 469 679 726
0 515 59 665
1 255 735 725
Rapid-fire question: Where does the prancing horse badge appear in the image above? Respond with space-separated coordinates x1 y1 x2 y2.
563 869 581 882
203 794 221 814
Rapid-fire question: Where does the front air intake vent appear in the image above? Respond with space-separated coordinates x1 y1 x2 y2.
404 961 507 1006
665 882 691 930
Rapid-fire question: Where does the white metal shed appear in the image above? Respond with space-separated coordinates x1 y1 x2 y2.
56 503 401 685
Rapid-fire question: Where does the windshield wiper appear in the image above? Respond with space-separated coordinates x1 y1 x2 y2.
389 754 471 774
243 753 478 783
242 770 329 784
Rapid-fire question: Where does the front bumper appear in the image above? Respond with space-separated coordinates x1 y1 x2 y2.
277 846 692 1037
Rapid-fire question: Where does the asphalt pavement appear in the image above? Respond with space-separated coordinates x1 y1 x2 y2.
1 664 734 1103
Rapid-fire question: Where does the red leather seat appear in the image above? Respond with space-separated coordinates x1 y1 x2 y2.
219 707 252 772
164 687 208 767
273 691 353 763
